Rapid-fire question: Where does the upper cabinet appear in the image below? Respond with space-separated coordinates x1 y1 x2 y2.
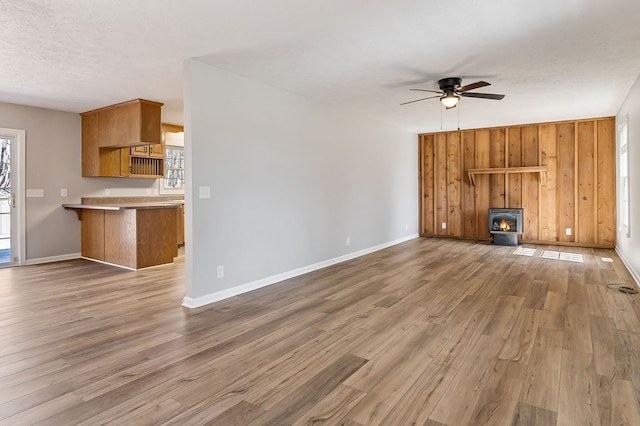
82 99 163 148
82 99 165 178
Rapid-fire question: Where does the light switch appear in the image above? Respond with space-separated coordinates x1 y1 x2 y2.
199 186 211 199
26 189 44 198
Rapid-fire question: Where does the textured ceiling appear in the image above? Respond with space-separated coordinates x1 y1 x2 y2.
1 0 639 133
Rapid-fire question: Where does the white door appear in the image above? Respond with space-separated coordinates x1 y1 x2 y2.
0 128 25 266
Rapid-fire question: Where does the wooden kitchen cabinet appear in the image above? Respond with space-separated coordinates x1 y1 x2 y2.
129 143 164 158
82 111 121 177
81 99 164 178
95 99 163 148
63 201 179 269
120 134 165 178
130 145 148 156
149 142 165 158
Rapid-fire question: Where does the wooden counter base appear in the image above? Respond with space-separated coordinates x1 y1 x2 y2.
69 206 178 269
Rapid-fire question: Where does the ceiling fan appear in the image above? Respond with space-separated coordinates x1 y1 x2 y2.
401 77 505 109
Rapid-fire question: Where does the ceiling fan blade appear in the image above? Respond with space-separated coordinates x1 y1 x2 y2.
458 81 490 92
459 92 505 100
400 95 440 105
409 88 443 94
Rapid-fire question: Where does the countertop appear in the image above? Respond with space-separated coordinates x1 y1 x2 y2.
62 201 182 211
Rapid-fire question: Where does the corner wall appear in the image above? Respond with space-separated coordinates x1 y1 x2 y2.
183 59 418 305
616 74 640 285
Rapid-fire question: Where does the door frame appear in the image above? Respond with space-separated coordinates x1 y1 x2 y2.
0 127 26 266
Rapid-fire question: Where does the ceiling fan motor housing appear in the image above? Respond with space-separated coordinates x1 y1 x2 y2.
438 77 462 92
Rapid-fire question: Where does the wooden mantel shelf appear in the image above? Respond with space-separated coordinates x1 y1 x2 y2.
467 166 547 187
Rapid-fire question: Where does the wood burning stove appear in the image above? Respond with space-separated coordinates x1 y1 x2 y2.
488 208 523 246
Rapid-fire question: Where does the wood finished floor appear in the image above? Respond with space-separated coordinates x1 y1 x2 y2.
1 238 639 425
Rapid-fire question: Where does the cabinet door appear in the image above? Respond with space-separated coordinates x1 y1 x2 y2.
129 141 163 158
149 139 165 158
131 146 148 156
82 112 100 176
98 102 139 147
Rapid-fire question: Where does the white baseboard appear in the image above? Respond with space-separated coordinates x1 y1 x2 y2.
25 253 81 265
182 234 419 309
615 247 640 289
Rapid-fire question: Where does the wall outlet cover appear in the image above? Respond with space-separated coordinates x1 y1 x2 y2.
26 189 44 198
199 186 211 199
441 223 447 229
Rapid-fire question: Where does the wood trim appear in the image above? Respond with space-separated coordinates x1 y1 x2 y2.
162 123 184 133
505 128 510 208
80 98 164 116
538 126 542 243
594 121 599 246
418 135 424 235
574 121 579 243
467 166 547 187
63 206 83 220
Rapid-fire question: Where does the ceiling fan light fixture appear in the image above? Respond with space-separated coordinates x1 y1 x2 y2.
440 92 460 108
401 78 504 108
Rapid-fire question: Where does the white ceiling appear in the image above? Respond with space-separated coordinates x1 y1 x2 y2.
1 0 639 133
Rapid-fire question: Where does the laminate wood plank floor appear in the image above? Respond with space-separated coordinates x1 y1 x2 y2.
1 238 639 425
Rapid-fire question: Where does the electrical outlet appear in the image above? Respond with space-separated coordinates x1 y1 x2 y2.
104 189 111 196
565 228 572 236
216 265 224 278
441 222 447 230
26 189 44 198
146 188 152 196
60 188 68 197
199 186 211 199
405 223 408 231
346 237 350 246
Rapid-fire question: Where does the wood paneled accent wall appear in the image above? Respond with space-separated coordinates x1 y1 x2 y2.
419 117 616 248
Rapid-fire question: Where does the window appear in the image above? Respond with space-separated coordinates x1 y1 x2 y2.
164 146 184 190
619 116 630 237
0 137 9 197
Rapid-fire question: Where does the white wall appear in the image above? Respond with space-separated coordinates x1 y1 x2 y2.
184 59 418 305
0 101 162 262
616 74 640 285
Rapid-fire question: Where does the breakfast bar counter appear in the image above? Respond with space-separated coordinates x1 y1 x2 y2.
63 198 182 270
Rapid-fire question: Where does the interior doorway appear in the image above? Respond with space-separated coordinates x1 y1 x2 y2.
0 128 25 267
